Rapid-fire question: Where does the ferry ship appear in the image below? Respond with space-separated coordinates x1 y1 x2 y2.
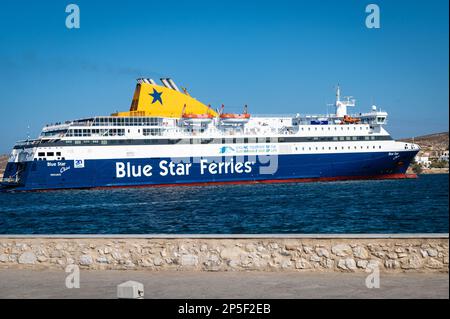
1 78 420 191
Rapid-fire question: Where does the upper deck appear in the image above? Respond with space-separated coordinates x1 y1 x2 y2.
17 80 393 147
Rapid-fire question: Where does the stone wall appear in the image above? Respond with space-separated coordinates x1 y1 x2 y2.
0 235 448 272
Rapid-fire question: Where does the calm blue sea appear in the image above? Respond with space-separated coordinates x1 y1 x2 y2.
0 174 448 234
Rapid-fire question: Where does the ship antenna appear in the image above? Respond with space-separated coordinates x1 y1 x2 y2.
336 84 341 103
26 124 30 141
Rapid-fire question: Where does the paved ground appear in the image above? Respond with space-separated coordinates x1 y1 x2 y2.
0 269 448 299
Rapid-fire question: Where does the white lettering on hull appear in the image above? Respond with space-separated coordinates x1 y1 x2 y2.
116 162 153 178
115 160 255 178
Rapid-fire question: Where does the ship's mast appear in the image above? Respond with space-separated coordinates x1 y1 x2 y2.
334 85 355 117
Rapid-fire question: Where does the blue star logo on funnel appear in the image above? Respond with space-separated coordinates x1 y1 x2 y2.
149 88 163 104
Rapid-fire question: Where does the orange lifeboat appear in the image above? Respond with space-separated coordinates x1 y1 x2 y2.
219 104 251 124
182 113 214 119
220 113 251 120
181 104 214 124
342 115 360 124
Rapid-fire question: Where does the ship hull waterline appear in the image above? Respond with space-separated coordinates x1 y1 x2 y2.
1 150 418 192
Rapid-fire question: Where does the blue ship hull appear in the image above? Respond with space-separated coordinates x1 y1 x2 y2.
1 151 418 191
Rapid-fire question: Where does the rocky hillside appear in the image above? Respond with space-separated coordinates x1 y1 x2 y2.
0 154 7 176
400 132 448 151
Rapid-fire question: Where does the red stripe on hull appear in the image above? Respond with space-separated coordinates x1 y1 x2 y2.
92 173 417 190
9 173 418 192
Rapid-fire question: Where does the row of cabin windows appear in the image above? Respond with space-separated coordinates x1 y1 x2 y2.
301 126 369 131
38 152 61 157
50 135 389 146
66 129 125 137
33 145 385 161
35 157 65 161
36 151 64 161
92 117 162 126
296 145 383 151
143 128 162 136
66 128 163 137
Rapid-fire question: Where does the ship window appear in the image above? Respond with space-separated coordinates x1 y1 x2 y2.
101 140 108 145
335 147 338 150
345 137 351 140
329 147 331 150
56 152 61 156
47 152 54 156
201 138 212 144
379 145 382 149
328 127 330 130
38 152 45 156
339 137 344 141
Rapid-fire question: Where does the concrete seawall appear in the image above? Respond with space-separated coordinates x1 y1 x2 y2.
0 234 448 272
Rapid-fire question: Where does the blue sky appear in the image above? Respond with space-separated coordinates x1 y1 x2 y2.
0 0 448 153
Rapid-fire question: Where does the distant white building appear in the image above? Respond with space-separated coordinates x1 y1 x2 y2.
415 155 431 168
439 151 449 162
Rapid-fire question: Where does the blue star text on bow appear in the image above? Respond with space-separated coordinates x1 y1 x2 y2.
149 89 163 104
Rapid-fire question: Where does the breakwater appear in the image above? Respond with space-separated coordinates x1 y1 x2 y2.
0 234 447 272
